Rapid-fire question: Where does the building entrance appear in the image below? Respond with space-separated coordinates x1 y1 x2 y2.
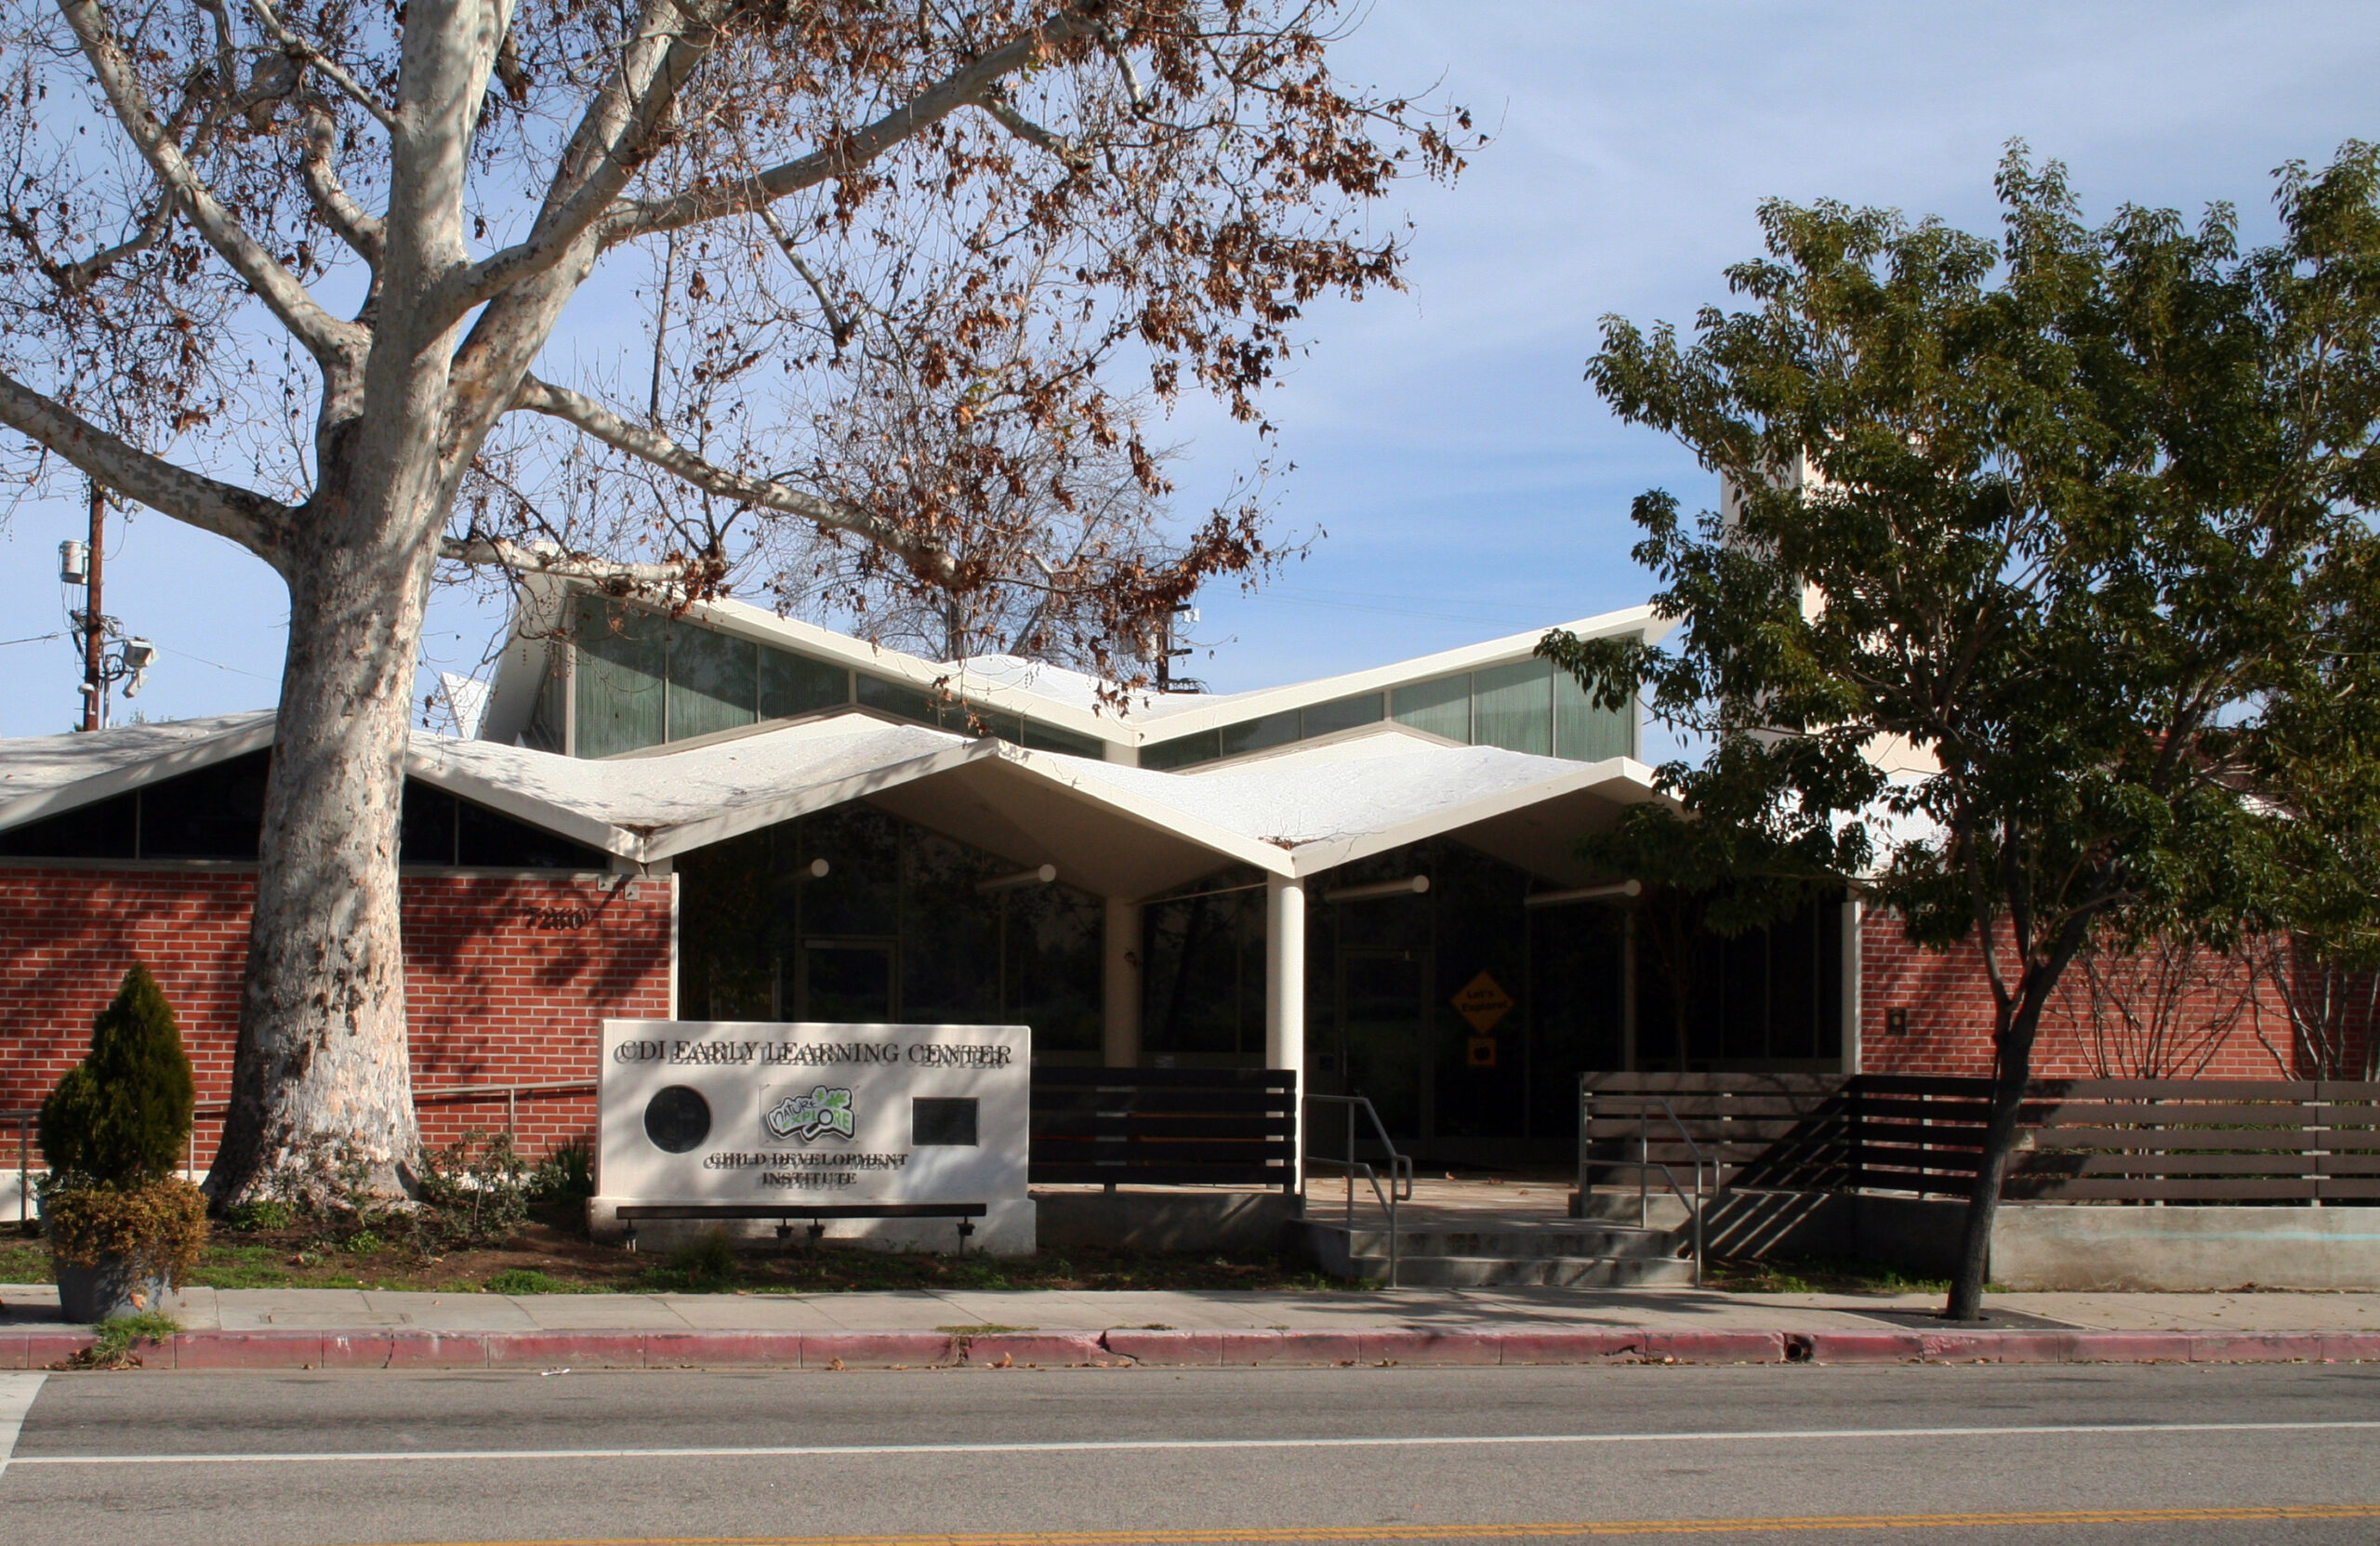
792 937 897 1021
1334 946 1433 1141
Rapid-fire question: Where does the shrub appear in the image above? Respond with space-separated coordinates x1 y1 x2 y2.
662 1230 740 1288
411 1130 533 1250
531 1139 595 1203
43 1179 208 1282
253 1132 377 1224
40 965 195 1185
221 1197 295 1233
70 1310 182 1369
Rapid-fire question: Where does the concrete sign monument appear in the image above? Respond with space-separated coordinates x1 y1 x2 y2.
591 1019 1033 1253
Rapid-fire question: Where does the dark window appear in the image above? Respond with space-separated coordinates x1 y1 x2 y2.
3 748 602 869
455 797 607 870
1141 730 1221 770
1018 720 1104 758
135 748 270 859
1301 694 1384 739
912 1096 979 1146
856 673 934 722
398 781 460 865
1219 710 1299 758
760 647 850 720
0 789 137 859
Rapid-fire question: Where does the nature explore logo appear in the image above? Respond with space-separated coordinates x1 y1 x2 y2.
764 1086 856 1143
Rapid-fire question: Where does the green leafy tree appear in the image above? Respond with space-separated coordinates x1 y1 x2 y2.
1547 143 2380 1321
41 963 198 1186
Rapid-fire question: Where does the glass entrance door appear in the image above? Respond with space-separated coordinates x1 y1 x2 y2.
1336 947 1431 1140
793 938 897 1022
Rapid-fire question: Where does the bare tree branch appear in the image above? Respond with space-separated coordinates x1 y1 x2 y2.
757 206 853 350
300 107 384 266
238 0 397 130
56 0 365 366
0 369 291 559
433 0 721 319
509 374 954 577
979 91 1090 171
437 533 688 585
600 7 1099 244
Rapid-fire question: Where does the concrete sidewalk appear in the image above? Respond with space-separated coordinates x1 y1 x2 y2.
4 1282 2375 1335
0 1283 2373 1369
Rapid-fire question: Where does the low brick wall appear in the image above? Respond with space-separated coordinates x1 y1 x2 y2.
0 864 673 1160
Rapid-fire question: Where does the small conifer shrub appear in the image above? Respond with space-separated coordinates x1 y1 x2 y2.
38 965 207 1283
40 963 196 1185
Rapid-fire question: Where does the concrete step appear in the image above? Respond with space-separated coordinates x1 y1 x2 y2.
1570 1189 1696 1229
1338 1253 1699 1288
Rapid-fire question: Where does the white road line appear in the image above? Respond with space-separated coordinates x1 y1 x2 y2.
10 1418 2380 1468
0 1373 45 1478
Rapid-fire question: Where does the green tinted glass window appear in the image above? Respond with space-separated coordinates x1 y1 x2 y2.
856 673 934 722
1554 667 1634 762
1301 694 1383 739
759 646 849 720
1019 720 1104 758
1141 730 1222 769
1219 709 1299 758
1472 658 1553 756
574 597 667 758
1391 674 1470 742
666 622 758 743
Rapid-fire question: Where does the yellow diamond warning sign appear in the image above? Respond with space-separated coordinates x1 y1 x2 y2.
1451 971 1514 1035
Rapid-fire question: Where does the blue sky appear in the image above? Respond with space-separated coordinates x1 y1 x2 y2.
3 1 2375 736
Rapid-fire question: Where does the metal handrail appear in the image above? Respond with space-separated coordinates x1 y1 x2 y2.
1302 1093 1413 1288
0 1078 601 1223
1577 1086 1715 1287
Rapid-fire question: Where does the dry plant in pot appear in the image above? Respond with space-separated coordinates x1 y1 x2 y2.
40 965 206 1323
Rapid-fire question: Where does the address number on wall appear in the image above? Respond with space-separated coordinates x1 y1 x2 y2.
522 906 594 931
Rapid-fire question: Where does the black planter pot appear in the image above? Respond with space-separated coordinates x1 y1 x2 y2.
54 1253 165 1324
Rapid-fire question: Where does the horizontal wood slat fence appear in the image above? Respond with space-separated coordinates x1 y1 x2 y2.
1028 1067 1299 1191
1582 1071 2380 1204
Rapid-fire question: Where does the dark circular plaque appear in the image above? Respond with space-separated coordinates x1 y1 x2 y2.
642 1085 711 1154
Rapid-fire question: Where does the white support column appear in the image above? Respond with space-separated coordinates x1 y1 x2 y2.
1102 896 1143 1068
1265 872 1306 1188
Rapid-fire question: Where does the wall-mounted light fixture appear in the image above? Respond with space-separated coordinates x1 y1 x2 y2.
977 863 1058 894
1323 875 1430 904
1523 879 1643 909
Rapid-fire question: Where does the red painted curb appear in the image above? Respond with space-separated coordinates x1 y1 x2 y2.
961 1332 1109 1367
21 1323 2379 1370
1493 1329 1648 1364
1792 1330 1925 1364
799 1331 955 1368
1359 1328 1499 1366
1099 1328 1225 1366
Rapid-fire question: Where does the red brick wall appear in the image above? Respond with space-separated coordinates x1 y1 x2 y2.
1858 911 2301 1079
0 865 673 1165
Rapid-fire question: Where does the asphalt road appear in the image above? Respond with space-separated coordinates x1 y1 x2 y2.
0 1361 2372 1546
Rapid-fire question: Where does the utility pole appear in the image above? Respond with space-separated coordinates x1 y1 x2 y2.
79 482 104 732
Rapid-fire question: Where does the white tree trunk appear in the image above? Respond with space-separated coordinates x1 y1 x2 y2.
208 457 447 1203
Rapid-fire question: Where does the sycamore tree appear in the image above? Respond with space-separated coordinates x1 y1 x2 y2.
0 0 1468 1202
1546 144 2380 1322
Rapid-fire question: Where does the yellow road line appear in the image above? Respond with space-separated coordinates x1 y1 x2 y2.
327 1501 2380 1546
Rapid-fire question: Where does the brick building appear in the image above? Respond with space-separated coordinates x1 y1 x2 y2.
0 583 2339 1175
